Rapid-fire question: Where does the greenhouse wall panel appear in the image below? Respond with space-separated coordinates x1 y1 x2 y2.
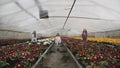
0 31 31 39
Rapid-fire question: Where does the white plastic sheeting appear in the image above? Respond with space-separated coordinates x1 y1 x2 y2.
0 30 31 39
0 0 120 36
89 30 120 38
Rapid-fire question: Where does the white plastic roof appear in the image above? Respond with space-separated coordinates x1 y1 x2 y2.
0 0 120 35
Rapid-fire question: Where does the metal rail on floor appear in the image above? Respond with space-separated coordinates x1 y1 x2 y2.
62 42 83 68
33 42 54 68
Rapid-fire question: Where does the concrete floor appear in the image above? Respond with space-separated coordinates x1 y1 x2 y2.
43 45 77 68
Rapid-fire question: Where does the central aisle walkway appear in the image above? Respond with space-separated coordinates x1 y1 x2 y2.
43 45 77 68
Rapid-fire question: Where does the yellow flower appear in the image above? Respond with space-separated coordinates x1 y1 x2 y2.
70 36 120 45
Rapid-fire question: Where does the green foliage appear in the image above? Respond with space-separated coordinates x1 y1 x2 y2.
16 51 21 58
86 65 92 68
0 60 9 68
96 65 106 68
75 53 81 59
108 58 117 62
99 61 108 65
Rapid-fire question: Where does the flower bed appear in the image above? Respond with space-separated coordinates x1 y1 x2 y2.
0 38 53 68
62 37 120 68
0 39 30 46
69 36 120 45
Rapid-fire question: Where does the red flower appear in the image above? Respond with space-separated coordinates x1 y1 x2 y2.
27 56 35 62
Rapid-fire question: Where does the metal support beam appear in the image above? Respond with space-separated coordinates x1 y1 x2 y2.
63 42 83 68
33 42 54 68
62 0 77 29
15 1 39 21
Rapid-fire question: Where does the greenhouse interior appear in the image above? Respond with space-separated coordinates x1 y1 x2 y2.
0 0 120 68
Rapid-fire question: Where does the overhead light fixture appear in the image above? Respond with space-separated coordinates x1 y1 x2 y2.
40 10 49 19
34 0 49 19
